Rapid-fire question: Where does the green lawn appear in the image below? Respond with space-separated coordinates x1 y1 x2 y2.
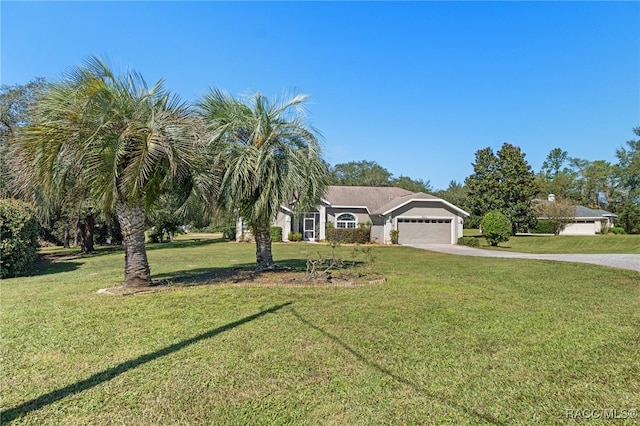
464 230 640 254
2 241 639 425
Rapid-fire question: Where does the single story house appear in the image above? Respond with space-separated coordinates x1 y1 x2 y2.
537 195 617 235
559 205 617 235
237 185 470 245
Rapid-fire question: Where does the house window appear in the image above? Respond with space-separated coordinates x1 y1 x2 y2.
336 213 357 228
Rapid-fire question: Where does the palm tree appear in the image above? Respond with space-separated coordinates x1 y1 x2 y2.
16 56 205 287
198 90 327 271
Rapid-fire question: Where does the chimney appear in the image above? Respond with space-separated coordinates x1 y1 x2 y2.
548 194 556 202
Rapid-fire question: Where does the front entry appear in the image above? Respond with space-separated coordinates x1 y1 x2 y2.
304 215 316 241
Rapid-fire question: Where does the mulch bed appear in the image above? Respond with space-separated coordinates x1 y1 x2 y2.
97 267 386 296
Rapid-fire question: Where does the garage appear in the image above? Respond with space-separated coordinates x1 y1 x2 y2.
562 221 597 235
397 218 452 244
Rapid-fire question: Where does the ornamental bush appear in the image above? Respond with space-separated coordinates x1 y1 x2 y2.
457 236 481 248
326 227 371 244
480 211 512 247
287 232 303 242
0 199 39 278
390 229 399 244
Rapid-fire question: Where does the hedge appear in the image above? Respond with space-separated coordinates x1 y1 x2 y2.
457 236 481 248
531 219 555 234
326 227 370 244
0 199 39 278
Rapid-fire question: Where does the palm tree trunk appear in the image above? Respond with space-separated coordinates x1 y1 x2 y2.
116 202 152 287
254 224 275 271
79 213 96 253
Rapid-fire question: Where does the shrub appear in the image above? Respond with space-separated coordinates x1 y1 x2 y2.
222 227 236 241
480 211 512 247
609 227 626 235
270 226 283 242
457 236 480 248
390 229 399 244
0 199 39 278
326 227 371 244
288 232 303 242
531 220 554 234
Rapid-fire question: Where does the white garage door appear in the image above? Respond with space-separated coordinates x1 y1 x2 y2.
397 219 452 244
561 222 596 235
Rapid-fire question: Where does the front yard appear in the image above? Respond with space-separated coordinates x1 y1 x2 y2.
1 240 638 424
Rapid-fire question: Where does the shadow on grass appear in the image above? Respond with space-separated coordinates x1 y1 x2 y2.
28 258 80 276
0 302 292 424
289 308 506 426
144 238 229 251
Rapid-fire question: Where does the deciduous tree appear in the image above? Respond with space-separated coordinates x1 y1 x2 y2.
329 160 392 186
534 197 575 235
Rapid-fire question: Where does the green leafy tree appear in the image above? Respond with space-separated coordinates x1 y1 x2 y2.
613 128 640 233
391 175 432 193
536 148 580 201
435 180 470 221
497 143 537 234
466 144 537 233
329 160 392 186
146 195 185 243
480 210 512 247
0 78 46 198
198 89 327 271
569 158 615 209
16 57 204 286
465 147 502 227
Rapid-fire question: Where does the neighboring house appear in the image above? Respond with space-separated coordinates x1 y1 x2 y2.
560 206 616 235
537 195 617 235
237 185 469 245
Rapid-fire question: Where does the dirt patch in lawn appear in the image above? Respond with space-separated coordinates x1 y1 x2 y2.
98 267 386 296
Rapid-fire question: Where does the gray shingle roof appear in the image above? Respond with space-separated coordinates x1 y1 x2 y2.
323 186 415 212
574 205 615 218
372 191 440 215
322 186 468 217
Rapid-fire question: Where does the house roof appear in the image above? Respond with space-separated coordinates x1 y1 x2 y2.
536 200 617 219
323 186 414 213
574 205 617 219
323 186 469 217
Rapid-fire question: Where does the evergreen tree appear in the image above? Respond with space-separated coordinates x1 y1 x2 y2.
536 148 580 201
465 147 502 227
613 128 640 233
466 143 537 233
497 143 537 233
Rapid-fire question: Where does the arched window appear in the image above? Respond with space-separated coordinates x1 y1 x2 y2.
336 213 357 229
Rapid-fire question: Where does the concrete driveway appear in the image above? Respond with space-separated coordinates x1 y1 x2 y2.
406 244 640 273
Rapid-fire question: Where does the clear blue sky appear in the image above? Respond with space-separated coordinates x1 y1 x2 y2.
2 1 638 190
